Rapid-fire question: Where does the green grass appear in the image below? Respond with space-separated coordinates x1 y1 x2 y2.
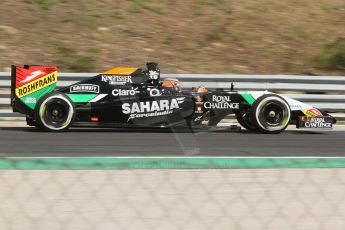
111 10 124 19
197 0 224 6
314 37 345 71
25 0 54 10
60 12 78 23
127 0 165 15
127 0 145 13
54 43 96 72
144 4 165 15
294 26 309 39
1 0 344 74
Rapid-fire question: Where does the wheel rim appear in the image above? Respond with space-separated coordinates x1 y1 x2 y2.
39 95 74 130
45 102 68 126
262 103 284 126
256 97 290 131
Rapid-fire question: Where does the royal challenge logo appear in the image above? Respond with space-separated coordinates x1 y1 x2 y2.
204 95 239 109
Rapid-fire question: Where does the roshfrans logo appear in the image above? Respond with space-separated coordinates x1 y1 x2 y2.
70 84 99 93
20 70 45 83
101 75 132 85
204 95 239 109
122 97 185 120
15 71 57 98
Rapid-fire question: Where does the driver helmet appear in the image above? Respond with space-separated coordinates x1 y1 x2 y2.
196 86 208 94
162 78 181 92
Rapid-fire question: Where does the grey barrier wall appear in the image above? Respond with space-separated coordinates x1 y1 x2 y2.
1 72 345 118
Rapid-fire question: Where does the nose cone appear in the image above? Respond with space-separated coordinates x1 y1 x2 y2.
322 112 337 124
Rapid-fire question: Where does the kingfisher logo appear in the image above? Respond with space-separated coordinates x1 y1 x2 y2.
101 75 132 85
20 70 45 83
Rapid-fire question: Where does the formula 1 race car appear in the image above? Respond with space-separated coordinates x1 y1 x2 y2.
11 62 336 133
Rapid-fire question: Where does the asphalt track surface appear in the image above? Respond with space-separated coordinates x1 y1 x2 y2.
0 126 344 157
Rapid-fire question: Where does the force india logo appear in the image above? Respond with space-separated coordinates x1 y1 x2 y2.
101 75 132 85
204 95 239 109
15 71 57 98
122 97 185 120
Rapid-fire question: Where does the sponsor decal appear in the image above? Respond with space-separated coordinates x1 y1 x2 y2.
122 97 185 121
299 117 332 128
101 75 132 85
70 84 99 93
15 71 57 98
149 70 159 80
289 104 303 109
302 108 322 117
112 87 139 96
204 95 239 109
24 97 36 103
20 70 45 83
148 88 162 97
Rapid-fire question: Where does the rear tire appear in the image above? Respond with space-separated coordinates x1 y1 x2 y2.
35 93 75 132
251 94 291 134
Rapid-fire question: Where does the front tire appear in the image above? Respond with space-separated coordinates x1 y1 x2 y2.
251 94 291 134
35 93 75 132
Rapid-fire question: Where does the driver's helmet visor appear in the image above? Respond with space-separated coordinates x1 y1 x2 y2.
162 78 181 92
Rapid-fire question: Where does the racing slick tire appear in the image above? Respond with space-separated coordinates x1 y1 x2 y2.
251 94 291 134
235 111 257 131
34 93 76 132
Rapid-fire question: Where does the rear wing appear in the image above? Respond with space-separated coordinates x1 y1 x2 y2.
11 65 58 114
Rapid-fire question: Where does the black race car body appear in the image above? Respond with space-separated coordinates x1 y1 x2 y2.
11 63 336 133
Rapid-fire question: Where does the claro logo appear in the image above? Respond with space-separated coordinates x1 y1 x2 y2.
112 88 139 96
